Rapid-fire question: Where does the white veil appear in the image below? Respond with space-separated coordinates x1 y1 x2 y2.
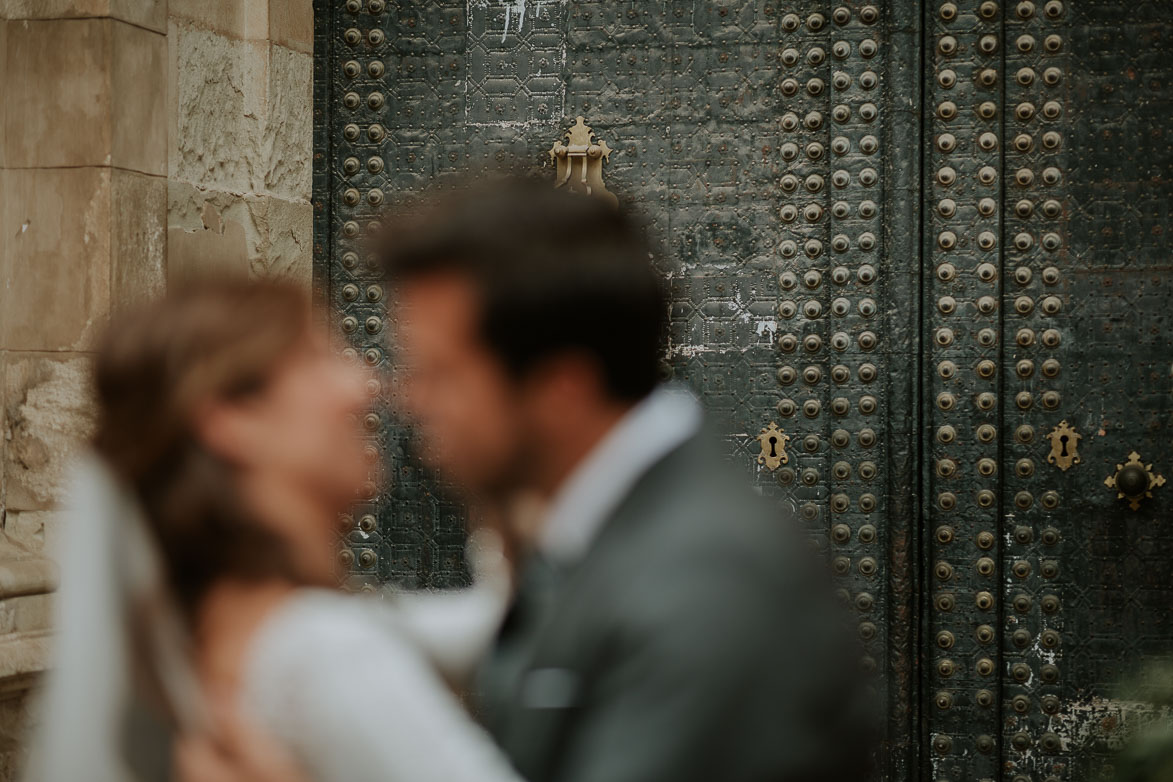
26 454 211 782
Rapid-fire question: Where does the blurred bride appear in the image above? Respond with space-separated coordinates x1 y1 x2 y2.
28 278 526 782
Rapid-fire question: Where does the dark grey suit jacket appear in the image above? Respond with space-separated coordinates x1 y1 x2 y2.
477 430 873 782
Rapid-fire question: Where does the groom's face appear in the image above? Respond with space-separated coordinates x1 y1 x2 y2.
392 273 528 495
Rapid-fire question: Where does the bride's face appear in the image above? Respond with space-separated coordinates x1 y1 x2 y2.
197 330 371 579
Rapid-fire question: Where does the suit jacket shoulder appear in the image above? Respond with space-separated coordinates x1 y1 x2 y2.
578 431 818 601
495 433 868 782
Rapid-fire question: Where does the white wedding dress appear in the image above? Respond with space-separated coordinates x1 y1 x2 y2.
241 586 525 782
28 456 526 782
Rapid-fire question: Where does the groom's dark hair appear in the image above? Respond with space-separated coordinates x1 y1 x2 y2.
378 176 667 401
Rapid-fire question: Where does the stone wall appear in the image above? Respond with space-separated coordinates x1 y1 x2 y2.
0 2 313 777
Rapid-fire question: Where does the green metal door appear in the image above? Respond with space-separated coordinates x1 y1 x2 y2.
313 2 1173 778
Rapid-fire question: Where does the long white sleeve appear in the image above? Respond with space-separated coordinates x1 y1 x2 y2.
241 589 525 782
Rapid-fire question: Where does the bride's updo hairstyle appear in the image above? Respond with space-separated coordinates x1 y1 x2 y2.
93 277 312 616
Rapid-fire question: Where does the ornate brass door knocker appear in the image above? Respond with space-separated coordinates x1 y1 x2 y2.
757 422 791 471
1105 451 1166 510
1045 420 1081 471
548 116 617 207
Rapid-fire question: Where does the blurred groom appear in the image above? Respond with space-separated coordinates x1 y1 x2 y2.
381 177 872 782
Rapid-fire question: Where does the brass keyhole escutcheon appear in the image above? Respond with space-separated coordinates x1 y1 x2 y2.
1105 451 1166 511
757 422 791 471
1045 420 1081 471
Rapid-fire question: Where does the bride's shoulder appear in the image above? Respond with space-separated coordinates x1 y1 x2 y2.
241 588 423 722
272 586 392 622
239 588 443 766
249 588 408 670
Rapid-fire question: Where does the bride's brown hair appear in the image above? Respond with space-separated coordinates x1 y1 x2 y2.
93 277 313 617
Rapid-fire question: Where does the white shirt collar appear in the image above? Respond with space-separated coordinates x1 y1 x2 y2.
538 386 703 564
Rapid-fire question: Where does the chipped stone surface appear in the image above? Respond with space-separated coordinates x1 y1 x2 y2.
3 355 95 512
257 196 312 283
165 17 312 288
264 43 312 201
112 170 167 309
2 511 63 560
169 21 269 193
167 183 312 285
167 180 263 281
0 594 52 636
168 179 266 252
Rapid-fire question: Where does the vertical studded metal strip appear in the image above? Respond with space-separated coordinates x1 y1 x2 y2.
774 5 834 553
824 0 889 737
924 0 1005 776
318 0 392 588
318 0 473 590
773 5 893 747
1000 1 1070 779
